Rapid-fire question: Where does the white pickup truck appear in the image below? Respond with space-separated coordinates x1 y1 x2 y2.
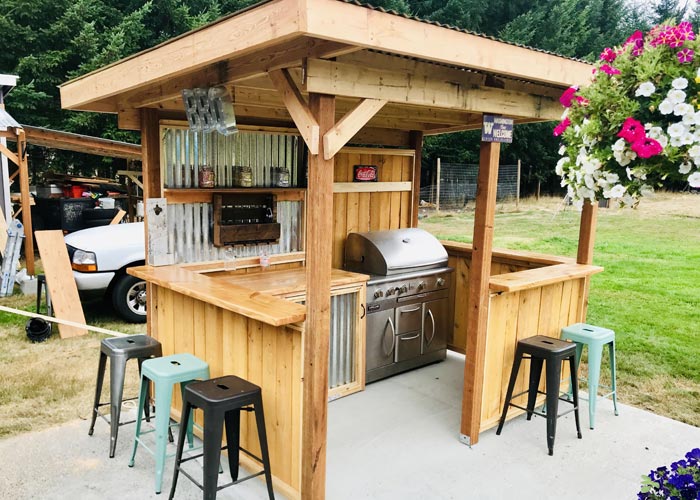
64 222 146 323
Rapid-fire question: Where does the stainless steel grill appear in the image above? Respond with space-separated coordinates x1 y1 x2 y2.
344 228 454 383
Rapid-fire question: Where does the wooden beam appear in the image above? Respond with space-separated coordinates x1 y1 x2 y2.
60 0 303 111
269 69 319 155
121 38 358 110
304 58 562 120
0 142 19 165
118 108 141 131
576 199 598 318
460 140 501 446
577 200 597 265
9 126 142 159
410 130 423 227
304 0 592 87
332 181 410 193
302 92 335 499
17 131 35 276
323 98 386 159
350 127 410 147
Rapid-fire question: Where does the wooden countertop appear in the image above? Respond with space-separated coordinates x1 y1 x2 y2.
488 263 604 293
129 265 368 326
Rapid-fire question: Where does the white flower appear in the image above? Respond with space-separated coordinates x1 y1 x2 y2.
558 145 566 155
584 174 596 189
609 184 626 198
605 173 620 184
636 81 656 97
659 99 675 114
561 108 569 120
612 138 626 152
689 145 700 157
689 171 700 187
555 157 569 176
672 77 689 90
674 102 694 116
681 132 695 145
657 135 669 148
668 89 687 104
696 67 700 78
671 136 684 147
668 122 687 138
683 113 696 125
679 162 693 174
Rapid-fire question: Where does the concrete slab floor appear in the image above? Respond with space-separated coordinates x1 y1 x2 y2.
1 351 698 499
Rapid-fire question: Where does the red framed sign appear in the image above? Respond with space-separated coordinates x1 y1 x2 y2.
353 165 378 182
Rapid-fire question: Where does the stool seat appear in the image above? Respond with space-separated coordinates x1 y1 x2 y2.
561 323 619 429
561 323 614 343
88 334 163 458
130 353 210 494
101 335 162 358
169 375 275 500
141 353 209 381
496 335 582 456
519 335 577 357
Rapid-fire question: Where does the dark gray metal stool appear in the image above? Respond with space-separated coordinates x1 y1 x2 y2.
169 375 275 500
88 334 162 457
496 335 582 456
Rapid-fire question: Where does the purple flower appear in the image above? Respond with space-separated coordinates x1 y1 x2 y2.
678 48 694 64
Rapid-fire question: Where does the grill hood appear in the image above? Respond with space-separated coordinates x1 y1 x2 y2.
344 228 448 276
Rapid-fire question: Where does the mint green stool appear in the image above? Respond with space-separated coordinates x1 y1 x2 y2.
128 353 209 494
561 323 619 429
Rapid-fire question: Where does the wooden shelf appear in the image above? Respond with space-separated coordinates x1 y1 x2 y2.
163 187 306 203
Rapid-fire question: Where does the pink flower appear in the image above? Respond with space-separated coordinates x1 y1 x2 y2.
678 48 694 64
600 64 621 76
559 86 578 107
600 47 617 62
575 96 589 106
624 30 644 46
617 117 646 143
553 117 571 137
630 137 663 158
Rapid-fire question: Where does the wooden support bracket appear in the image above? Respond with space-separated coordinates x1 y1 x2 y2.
268 69 320 155
323 98 387 159
0 142 19 166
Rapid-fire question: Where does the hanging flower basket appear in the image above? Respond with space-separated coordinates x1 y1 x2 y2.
555 22 700 206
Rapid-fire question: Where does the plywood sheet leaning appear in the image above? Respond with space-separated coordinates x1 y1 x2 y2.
34 230 88 338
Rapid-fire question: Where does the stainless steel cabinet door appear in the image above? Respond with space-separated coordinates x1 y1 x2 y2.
423 297 449 354
395 303 422 334
395 331 422 362
366 309 395 371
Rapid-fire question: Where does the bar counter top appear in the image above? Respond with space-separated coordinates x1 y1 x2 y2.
129 264 369 327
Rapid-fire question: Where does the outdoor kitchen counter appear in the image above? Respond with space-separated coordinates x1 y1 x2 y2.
129 265 368 325
127 264 366 500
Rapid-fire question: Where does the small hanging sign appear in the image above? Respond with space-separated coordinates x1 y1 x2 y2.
353 165 378 182
481 115 514 143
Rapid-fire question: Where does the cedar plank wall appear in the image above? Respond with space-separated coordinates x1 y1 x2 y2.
156 287 303 498
332 149 414 268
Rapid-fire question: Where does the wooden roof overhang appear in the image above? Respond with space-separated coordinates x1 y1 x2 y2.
60 0 593 145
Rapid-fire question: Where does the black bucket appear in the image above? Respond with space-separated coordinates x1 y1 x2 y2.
26 318 52 343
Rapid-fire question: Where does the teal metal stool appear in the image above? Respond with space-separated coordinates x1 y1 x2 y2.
129 353 210 494
561 323 619 429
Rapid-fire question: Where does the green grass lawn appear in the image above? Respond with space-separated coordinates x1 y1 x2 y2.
420 193 700 426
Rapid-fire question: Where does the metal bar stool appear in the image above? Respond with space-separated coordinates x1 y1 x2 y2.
496 335 582 456
561 323 619 429
88 334 162 458
169 375 275 500
129 353 210 494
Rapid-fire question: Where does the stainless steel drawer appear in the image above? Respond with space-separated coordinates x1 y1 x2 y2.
395 331 422 363
395 303 422 334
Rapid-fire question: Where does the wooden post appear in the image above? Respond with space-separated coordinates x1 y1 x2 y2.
410 130 423 228
17 130 35 276
516 159 521 210
576 199 598 318
302 92 335 500
436 157 441 213
460 140 500 446
140 108 161 339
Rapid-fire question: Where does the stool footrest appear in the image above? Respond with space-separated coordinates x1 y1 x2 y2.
178 467 265 493
508 395 577 419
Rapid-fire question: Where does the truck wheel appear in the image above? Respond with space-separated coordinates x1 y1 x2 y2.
112 274 147 323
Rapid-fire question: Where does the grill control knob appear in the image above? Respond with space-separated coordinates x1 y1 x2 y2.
399 285 408 294
374 289 384 299
436 277 446 287
416 281 426 291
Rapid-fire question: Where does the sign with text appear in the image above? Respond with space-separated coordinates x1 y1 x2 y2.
353 165 378 182
481 115 514 143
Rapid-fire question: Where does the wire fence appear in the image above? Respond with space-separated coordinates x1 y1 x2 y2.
419 162 520 209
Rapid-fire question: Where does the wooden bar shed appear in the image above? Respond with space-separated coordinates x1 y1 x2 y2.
59 1 601 498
